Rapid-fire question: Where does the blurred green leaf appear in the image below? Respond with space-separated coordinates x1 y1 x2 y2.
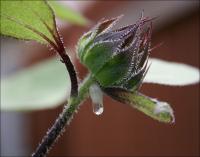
0 0 58 46
1 58 70 111
48 1 89 26
144 58 200 86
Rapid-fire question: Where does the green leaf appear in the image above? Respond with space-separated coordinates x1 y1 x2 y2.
1 58 70 111
48 1 89 26
0 0 79 98
103 88 175 123
144 58 200 86
0 0 58 47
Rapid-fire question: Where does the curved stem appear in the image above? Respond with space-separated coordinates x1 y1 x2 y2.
32 75 94 157
59 51 78 97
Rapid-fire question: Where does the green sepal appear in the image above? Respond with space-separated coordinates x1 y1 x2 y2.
83 42 118 75
103 87 175 123
123 71 144 91
77 16 122 62
95 53 130 87
77 31 93 61
121 63 148 91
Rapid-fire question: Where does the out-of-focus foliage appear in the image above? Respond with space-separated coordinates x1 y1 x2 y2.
144 58 200 86
48 1 89 26
1 58 70 111
1 57 199 111
0 0 89 111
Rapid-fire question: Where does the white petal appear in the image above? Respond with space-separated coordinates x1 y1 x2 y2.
144 58 200 86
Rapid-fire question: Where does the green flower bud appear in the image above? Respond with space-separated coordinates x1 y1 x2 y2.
77 16 174 123
77 16 152 91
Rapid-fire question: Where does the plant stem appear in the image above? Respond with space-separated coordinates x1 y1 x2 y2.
32 74 94 157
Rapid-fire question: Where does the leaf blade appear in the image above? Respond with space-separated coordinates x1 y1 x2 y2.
0 0 79 98
0 0 57 46
1 58 70 111
144 58 200 86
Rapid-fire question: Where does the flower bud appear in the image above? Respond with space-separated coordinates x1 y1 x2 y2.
77 16 152 91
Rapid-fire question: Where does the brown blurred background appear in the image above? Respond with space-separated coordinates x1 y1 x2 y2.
1 1 199 157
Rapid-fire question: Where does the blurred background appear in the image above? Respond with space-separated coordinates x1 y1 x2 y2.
1 1 199 156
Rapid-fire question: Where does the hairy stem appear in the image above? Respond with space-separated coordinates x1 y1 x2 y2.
59 52 78 97
32 75 94 157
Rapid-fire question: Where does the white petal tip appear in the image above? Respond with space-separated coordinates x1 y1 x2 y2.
154 101 175 123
